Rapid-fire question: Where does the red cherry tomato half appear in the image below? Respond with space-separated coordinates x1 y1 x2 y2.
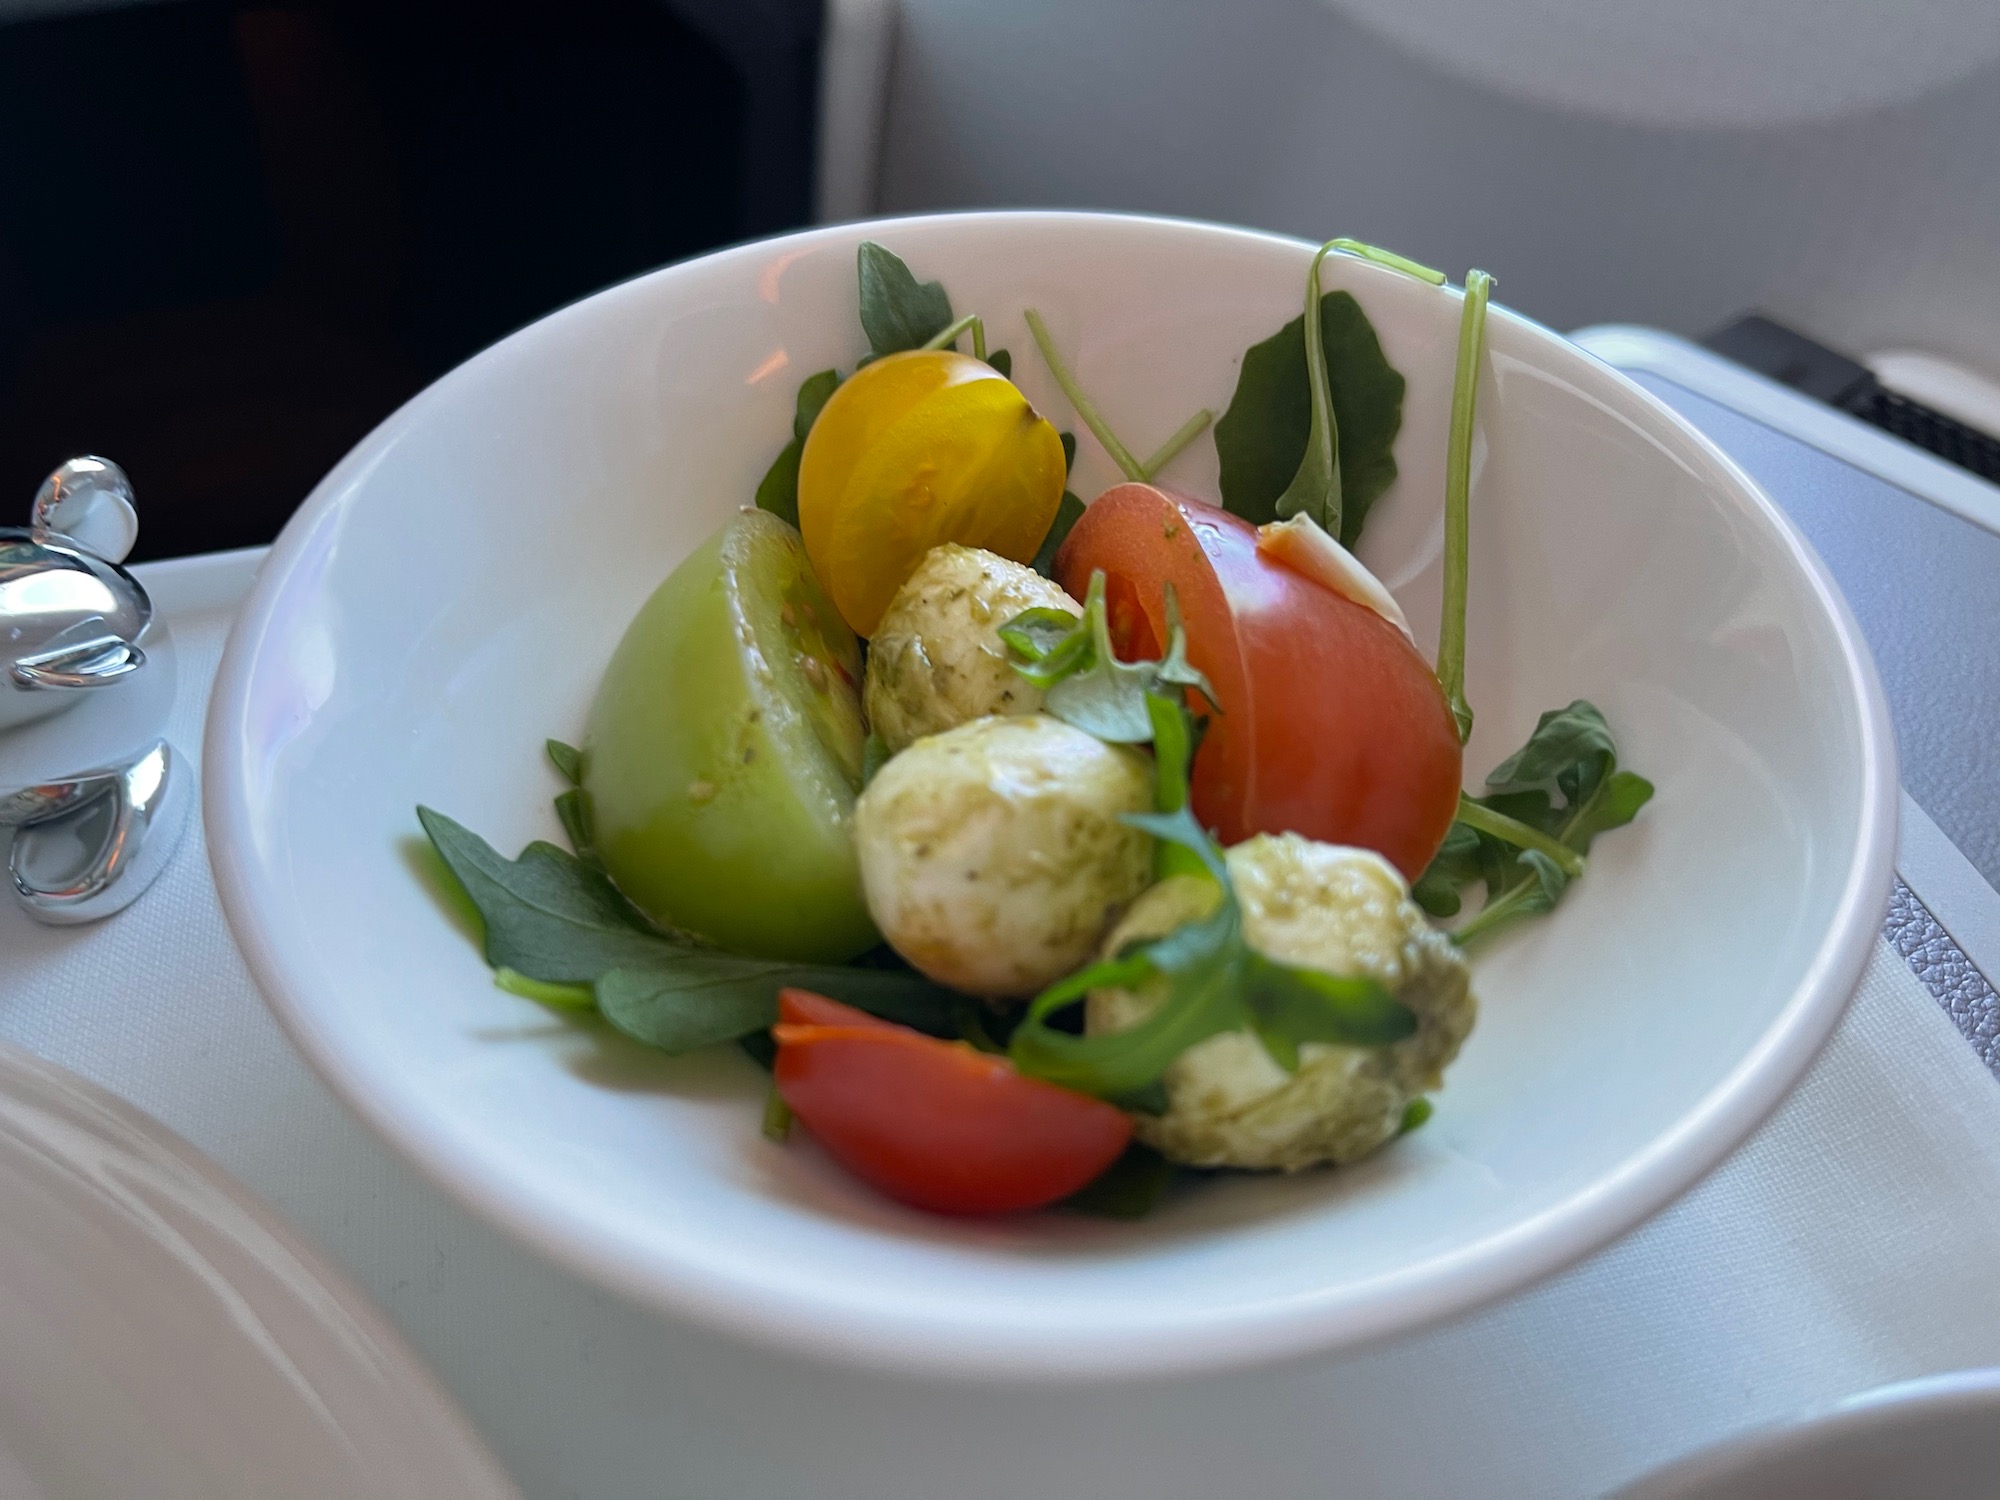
1055 483 1461 879
772 989 1133 1215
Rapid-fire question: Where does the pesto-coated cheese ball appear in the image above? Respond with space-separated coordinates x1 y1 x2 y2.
853 714 1153 998
1088 833 1475 1171
863 544 1081 753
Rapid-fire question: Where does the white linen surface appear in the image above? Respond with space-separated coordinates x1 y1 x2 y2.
2 555 1997 1500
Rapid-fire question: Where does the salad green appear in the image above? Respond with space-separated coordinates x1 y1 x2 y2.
1414 702 1656 944
997 574 1215 744
418 806 956 1049
1213 269 1408 546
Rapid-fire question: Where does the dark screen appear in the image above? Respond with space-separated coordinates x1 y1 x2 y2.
0 0 785 559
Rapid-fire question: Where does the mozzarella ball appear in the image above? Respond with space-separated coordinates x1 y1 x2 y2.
853 714 1153 997
864 544 1081 753
1087 833 1475 1171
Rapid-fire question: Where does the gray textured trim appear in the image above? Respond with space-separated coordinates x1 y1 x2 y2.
1885 879 2000 1077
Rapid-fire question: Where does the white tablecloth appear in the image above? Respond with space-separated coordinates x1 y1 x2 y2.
4 550 1999 1500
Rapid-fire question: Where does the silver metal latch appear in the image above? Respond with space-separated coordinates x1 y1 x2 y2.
1 459 189 925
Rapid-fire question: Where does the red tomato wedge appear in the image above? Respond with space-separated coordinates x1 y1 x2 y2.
1055 483 1461 879
772 990 1132 1215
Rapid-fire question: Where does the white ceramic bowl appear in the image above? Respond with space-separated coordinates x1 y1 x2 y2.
1611 1369 2000 1499
205 212 1895 1379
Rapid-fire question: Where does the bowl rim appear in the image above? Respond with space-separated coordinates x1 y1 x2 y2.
203 209 1899 1381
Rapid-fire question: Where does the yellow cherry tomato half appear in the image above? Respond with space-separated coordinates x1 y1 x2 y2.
797 349 1066 636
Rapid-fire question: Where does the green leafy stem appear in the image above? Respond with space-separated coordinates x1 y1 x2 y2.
1008 693 1416 1105
1274 237 1449 543
1023 308 1211 484
1413 701 1653 947
1323 239 1447 285
1274 240 1344 536
999 571 1216 743
1439 268 1494 744
1452 793 1585 879
416 804 962 1055
1210 240 1412 550
922 311 988 361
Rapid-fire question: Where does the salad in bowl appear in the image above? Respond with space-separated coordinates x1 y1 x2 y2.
418 238 1650 1219
205 213 1890 1376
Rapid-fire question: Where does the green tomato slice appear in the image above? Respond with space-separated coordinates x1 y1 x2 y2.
582 509 875 961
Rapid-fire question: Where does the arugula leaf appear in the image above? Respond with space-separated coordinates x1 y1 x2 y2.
1008 697 1415 1103
987 348 1011 379
1240 948 1417 1067
1452 850 1569 945
754 368 842 527
1062 1142 1179 1219
597 957 957 1055
1046 578 1214 740
419 806 687 982
951 996 1010 1054
1001 573 1216 742
1214 288 1406 548
795 369 841 438
1150 594 1212 699
1011 943 1233 1103
997 605 1088 680
1569 770 1656 844
1451 793 1583 878
1411 822 1482 917
1414 702 1654 944
753 445 803 524
857 241 953 358
1142 688 1210 884
553 788 594 860
545 739 596 859
1147 693 1194 811
1484 699 1620 800
418 807 961 1049
1027 435 1085 578
546 739 583 785
1030 491 1086 578
594 965 777 1052
861 731 892 787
